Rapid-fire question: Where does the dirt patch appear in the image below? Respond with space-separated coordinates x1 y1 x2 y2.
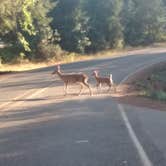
0 71 13 78
0 71 19 80
114 62 166 111
0 71 12 75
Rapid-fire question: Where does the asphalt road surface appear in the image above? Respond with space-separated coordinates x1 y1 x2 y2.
0 50 166 166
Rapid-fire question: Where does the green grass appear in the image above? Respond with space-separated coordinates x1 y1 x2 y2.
139 69 166 101
150 91 166 101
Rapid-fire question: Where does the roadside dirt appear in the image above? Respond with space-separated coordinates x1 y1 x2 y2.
114 62 166 111
0 71 16 79
0 71 12 78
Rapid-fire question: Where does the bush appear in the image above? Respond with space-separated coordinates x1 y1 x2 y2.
34 42 64 61
150 90 166 101
0 45 22 63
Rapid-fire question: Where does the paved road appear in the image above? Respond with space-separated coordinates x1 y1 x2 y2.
0 51 166 166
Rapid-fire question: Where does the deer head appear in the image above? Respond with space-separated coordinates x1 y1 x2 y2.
52 65 61 74
92 70 99 76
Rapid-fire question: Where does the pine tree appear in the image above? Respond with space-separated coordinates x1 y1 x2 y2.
124 0 166 45
107 0 124 48
50 0 79 52
72 2 91 53
85 0 124 51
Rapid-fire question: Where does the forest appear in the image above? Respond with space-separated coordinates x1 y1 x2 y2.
0 0 166 63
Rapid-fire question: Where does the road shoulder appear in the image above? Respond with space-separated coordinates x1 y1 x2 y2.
114 61 166 111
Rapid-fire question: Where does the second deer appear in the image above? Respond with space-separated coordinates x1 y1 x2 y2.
92 70 116 93
52 65 92 96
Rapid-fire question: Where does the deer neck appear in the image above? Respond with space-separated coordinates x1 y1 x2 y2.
57 71 63 79
94 74 99 80
94 73 99 79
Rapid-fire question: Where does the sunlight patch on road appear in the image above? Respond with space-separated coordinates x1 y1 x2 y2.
0 114 61 129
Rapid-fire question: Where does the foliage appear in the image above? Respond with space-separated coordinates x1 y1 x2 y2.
0 45 22 63
72 3 91 53
35 41 63 61
150 91 166 101
1 0 166 63
123 0 166 45
0 0 60 63
142 70 166 101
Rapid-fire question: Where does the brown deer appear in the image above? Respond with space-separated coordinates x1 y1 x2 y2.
92 70 115 93
52 65 92 96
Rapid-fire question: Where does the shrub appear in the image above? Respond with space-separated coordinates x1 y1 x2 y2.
0 45 22 63
150 90 166 101
34 42 64 61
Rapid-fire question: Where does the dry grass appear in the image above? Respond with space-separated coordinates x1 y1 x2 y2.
113 61 166 111
1 43 166 72
0 62 55 72
0 49 123 72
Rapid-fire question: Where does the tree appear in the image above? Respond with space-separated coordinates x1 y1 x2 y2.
71 2 91 53
1 0 166 63
124 0 166 45
106 0 124 48
84 0 124 51
29 0 60 60
0 0 60 62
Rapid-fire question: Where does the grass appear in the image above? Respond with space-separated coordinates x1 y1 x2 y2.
150 91 166 101
0 48 124 72
138 69 166 102
1 42 166 73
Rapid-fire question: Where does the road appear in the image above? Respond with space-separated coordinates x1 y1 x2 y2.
0 50 166 166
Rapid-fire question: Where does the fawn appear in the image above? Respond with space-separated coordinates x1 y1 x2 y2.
92 70 115 93
52 65 92 96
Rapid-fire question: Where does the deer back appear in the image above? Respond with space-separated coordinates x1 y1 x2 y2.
60 73 88 84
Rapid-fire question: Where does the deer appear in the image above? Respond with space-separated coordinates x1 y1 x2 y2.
92 70 116 93
52 65 92 96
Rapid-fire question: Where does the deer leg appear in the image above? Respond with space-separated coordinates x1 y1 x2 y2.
83 82 92 96
108 82 116 93
107 83 116 93
78 83 83 96
113 84 116 93
96 83 101 93
64 82 68 95
107 84 112 93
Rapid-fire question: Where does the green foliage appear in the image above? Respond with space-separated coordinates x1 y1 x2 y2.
107 0 124 48
150 91 166 101
17 32 31 52
141 70 166 101
1 0 166 63
0 45 22 63
0 0 60 63
77 0 124 50
72 4 91 53
20 0 36 35
123 0 166 45
34 41 63 61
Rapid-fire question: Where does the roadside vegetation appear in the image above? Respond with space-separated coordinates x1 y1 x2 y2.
135 66 166 102
0 0 166 68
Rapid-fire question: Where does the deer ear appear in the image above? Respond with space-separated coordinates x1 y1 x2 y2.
95 70 99 74
56 65 60 70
